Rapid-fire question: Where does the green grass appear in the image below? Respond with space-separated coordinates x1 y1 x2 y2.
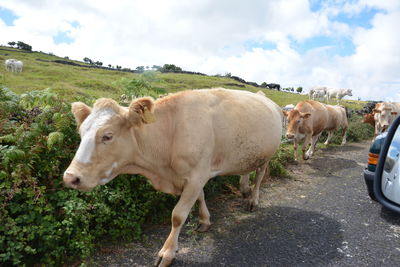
0 45 364 111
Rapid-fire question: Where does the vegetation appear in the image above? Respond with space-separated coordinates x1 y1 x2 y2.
0 45 371 265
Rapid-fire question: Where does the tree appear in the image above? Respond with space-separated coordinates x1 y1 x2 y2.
152 65 162 71
108 64 112 68
95 61 103 66
83 57 93 64
16 41 32 51
161 64 182 72
261 82 268 88
296 87 303 93
136 66 145 73
8 41 16 47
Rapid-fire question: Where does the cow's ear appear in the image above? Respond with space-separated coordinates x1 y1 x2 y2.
391 112 398 115
71 102 92 126
128 97 156 125
282 110 288 117
302 112 311 119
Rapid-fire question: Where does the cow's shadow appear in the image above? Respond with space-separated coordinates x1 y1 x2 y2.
175 206 343 266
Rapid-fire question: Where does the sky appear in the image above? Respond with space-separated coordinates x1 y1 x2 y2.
0 0 399 101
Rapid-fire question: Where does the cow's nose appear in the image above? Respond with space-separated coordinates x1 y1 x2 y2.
286 133 294 139
63 171 81 188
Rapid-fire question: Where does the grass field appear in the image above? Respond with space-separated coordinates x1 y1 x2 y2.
0 45 364 110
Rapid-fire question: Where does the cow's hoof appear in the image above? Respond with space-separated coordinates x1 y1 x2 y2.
241 189 251 199
195 223 211 232
154 255 162 267
303 155 310 160
245 199 258 212
154 255 174 267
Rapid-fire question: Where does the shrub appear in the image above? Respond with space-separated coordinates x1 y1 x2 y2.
0 87 176 265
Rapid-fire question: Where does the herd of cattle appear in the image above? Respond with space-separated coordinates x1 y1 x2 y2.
3 55 390 265
4 58 24 73
308 86 352 104
61 87 367 266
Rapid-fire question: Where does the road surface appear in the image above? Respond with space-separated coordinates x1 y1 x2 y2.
92 141 400 266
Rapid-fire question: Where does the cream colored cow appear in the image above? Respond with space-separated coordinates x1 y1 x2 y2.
323 104 348 145
283 100 329 161
63 88 282 267
373 102 400 135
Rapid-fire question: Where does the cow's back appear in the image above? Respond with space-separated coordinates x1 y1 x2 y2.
154 88 282 175
325 105 348 130
296 100 329 135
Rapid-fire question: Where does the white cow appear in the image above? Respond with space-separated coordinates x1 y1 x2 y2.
14 60 23 73
5 59 16 72
308 86 327 102
326 88 352 104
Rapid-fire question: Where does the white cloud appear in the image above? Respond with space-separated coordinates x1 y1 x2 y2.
0 0 399 101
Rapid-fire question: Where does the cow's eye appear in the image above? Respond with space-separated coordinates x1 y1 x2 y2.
102 134 113 144
296 120 301 124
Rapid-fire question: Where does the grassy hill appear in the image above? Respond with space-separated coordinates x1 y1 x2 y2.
0 45 364 110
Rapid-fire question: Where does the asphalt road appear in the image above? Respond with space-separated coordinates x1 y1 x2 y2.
92 141 400 266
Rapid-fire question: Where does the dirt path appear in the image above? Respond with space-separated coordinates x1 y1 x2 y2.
90 141 400 266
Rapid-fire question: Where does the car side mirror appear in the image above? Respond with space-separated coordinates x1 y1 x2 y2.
374 115 400 213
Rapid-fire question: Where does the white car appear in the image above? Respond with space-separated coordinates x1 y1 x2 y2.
370 115 400 213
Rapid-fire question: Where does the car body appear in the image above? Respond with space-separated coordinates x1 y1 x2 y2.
364 133 387 200
364 114 400 214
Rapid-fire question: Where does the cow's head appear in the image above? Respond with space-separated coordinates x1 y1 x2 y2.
283 109 311 140
63 97 155 191
374 103 396 132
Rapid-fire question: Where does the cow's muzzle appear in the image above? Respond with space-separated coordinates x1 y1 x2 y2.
63 171 82 189
286 133 295 139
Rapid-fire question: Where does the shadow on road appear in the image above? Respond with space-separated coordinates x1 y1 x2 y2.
305 155 359 178
380 206 400 225
176 206 344 266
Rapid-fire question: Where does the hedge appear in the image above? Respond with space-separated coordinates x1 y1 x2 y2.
0 87 178 265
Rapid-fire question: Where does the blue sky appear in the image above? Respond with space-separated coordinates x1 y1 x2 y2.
0 6 18 26
0 0 399 101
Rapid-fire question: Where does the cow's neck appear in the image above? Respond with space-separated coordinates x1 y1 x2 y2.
124 107 175 172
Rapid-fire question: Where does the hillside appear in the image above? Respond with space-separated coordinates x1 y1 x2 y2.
0 46 363 109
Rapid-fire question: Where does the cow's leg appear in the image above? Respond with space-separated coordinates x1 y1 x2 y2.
305 133 321 159
239 173 251 198
293 139 299 161
302 135 313 160
341 127 347 145
246 161 268 211
196 189 211 232
324 131 333 145
155 182 203 267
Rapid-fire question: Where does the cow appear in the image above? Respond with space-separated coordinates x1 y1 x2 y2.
63 88 283 267
323 104 348 146
326 88 352 104
14 60 23 73
308 86 327 101
283 100 329 161
266 83 281 90
362 112 375 127
5 59 16 72
373 102 400 135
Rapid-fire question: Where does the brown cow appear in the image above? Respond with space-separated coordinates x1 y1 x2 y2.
362 112 375 127
283 100 329 161
63 88 282 267
323 104 348 145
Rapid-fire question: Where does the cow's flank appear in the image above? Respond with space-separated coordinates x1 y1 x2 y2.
63 88 283 266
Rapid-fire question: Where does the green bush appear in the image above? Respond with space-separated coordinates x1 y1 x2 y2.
0 87 176 266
